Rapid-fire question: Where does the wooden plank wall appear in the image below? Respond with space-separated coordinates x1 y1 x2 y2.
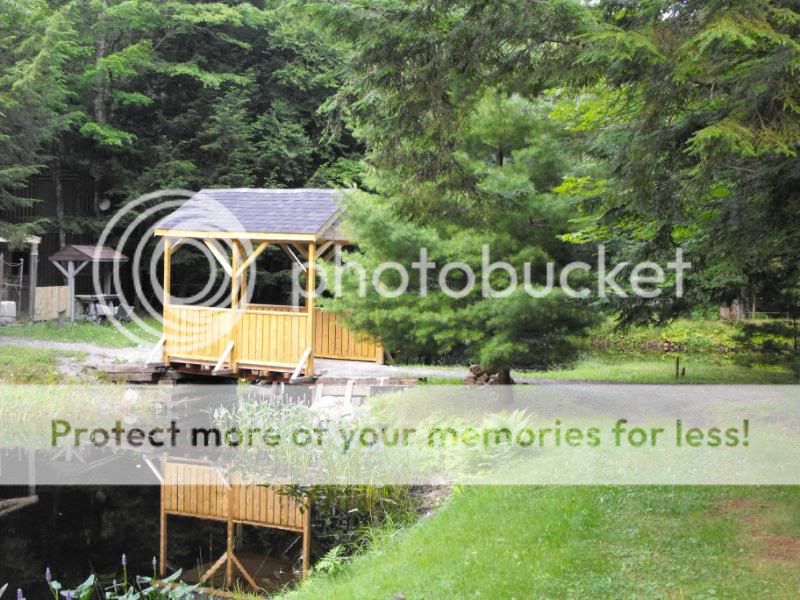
163 305 308 368
164 306 234 362
162 461 305 532
164 305 382 367
33 286 69 321
314 309 381 362
236 309 307 368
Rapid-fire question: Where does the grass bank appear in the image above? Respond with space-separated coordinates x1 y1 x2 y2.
0 346 80 383
519 353 798 384
283 486 800 599
0 317 161 348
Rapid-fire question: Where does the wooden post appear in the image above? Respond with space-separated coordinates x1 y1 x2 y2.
302 495 312 579
28 242 38 321
231 241 240 309
163 239 171 307
0 248 5 300
230 241 240 375
67 261 75 322
375 344 385 365
237 241 247 309
306 242 316 375
163 239 171 364
159 454 167 577
226 486 234 587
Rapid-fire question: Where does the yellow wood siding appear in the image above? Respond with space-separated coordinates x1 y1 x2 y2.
163 461 306 532
163 305 381 369
313 310 381 362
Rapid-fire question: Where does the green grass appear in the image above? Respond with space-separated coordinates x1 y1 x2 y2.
519 353 798 384
283 486 800 599
0 316 162 348
0 346 80 383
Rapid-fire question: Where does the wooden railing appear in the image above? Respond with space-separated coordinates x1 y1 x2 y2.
163 304 382 369
163 305 308 369
161 460 305 531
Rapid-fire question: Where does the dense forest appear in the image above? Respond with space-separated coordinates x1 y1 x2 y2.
2 0 799 371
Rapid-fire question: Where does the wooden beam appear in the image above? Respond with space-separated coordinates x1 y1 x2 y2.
290 347 312 381
199 551 228 584
146 334 167 365
212 341 235 374
279 244 306 272
236 241 268 277
155 229 315 242
230 553 259 590
169 237 187 253
0 495 38 517
290 243 309 260
143 456 164 484
204 240 232 277
316 241 334 258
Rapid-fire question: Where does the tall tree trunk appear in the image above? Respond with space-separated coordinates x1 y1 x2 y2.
92 1 108 216
52 152 65 248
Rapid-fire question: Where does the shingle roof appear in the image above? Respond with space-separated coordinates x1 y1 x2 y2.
156 188 342 237
50 244 128 262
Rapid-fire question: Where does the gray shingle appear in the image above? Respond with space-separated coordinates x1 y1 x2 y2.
156 188 342 236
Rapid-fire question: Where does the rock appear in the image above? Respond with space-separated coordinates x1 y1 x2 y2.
468 364 483 376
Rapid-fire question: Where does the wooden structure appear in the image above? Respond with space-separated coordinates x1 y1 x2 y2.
49 244 128 322
155 457 311 591
0 235 40 320
153 189 383 379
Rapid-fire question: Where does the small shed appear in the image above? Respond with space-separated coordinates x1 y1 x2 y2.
0 235 41 320
49 244 128 321
153 188 382 379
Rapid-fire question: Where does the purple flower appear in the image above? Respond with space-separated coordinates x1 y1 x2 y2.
121 553 127 567
65 592 72 600
45 567 52 583
16 589 23 600
152 556 157 568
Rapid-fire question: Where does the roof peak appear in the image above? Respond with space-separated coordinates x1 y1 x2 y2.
199 188 337 194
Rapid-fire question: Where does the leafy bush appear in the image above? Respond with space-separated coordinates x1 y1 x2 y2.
7 560 202 600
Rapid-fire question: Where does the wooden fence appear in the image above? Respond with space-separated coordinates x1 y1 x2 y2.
33 285 69 321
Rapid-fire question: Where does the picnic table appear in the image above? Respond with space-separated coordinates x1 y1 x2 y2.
74 293 124 322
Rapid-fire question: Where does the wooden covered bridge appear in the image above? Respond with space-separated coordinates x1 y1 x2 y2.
153 188 383 379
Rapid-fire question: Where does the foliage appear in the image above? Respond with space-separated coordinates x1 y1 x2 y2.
319 91 597 372
0 0 360 244
554 0 800 324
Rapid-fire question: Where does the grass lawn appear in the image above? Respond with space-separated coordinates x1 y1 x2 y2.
284 486 800 599
0 316 162 348
0 346 79 383
519 353 798 384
